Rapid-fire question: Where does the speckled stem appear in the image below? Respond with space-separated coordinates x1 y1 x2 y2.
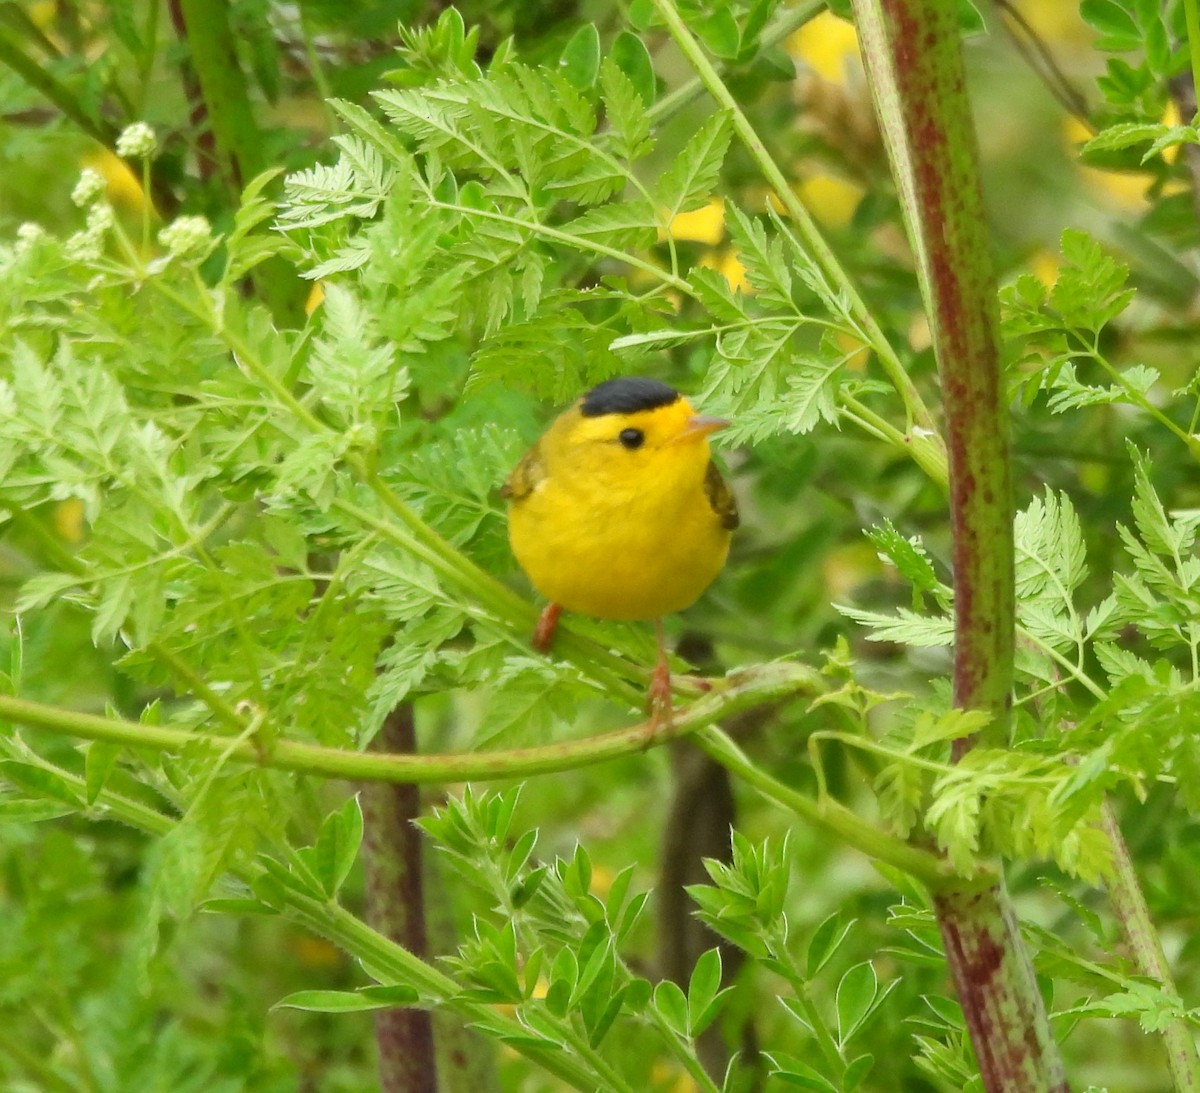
852 0 1063 1088
360 704 437 1093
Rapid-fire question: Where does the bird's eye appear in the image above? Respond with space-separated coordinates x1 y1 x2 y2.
618 427 645 450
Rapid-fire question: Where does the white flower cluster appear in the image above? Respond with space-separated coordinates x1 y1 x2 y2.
116 121 158 159
65 203 115 262
71 167 106 208
15 222 46 254
157 215 213 260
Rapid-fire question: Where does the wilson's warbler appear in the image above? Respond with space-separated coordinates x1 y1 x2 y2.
501 376 738 726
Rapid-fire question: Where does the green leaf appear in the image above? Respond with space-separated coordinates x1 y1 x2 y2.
1 761 84 807
836 605 954 647
84 740 122 805
1081 0 1140 50
559 24 601 89
844 1053 876 1091
274 985 422 1013
0 797 76 823
599 58 654 160
806 913 856 977
657 111 732 217
1049 229 1135 333
765 1052 841 1091
687 948 725 1035
723 204 793 312
610 31 656 106
313 795 365 898
911 709 992 749
836 961 879 1045
653 978 690 1037
865 521 945 604
695 7 741 58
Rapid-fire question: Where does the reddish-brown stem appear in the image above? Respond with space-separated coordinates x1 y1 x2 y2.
853 0 1062 1088
360 704 437 1093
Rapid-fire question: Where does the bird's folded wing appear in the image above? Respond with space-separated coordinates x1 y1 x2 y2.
500 442 546 502
704 460 739 530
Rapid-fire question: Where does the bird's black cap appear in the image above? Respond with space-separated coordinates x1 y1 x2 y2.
580 377 680 417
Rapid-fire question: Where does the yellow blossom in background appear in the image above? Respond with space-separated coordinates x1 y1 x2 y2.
834 329 869 371
794 173 864 229
1029 248 1061 287
700 248 749 293
1065 106 1187 209
80 148 147 214
52 498 86 543
291 935 342 969
1012 0 1091 44
908 313 932 353
650 1061 699 1093
1160 99 1182 166
787 10 859 81
305 281 326 315
662 199 750 292
663 197 726 245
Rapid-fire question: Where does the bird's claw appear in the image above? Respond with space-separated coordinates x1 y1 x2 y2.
532 603 563 653
644 658 674 745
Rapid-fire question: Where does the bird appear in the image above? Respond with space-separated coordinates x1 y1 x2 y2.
500 376 738 730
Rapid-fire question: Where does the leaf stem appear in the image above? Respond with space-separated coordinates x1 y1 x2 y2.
692 726 974 892
0 663 819 785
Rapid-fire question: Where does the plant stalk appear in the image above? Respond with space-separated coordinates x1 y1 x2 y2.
851 0 1062 1088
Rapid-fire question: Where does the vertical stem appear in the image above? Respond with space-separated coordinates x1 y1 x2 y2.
934 883 1067 1091
360 704 437 1093
173 0 261 192
851 1 1061 1089
854 0 1014 744
1182 0 1200 123
171 0 302 322
1101 802 1200 1091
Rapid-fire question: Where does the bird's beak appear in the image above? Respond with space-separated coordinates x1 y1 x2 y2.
675 415 730 443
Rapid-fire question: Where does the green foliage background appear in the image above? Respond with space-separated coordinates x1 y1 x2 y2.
2 0 1200 1090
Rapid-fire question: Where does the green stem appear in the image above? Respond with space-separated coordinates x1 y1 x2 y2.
649 0 945 459
1083 343 1200 458
851 2 1068 1087
18 747 619 1093
932 882 1067 1091
173 0 261 191
693 726 973 892
1100 802 1200 1091
0 662 819 785
793 988 846 1078
646 1009 721 1093
425 197 692 294
286 899 614 1093
0 24 117 145
841 393 950 487
646 0 825 126
145 640 247 734
1184 0 1200 123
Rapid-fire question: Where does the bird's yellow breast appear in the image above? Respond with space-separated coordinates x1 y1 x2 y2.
505 396 733 621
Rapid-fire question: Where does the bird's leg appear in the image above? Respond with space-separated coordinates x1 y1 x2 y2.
646 617 674 740
532 602 563 653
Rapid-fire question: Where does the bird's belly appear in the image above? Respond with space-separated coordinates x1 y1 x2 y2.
508 481 731 621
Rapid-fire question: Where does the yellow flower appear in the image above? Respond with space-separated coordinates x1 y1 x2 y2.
787 10 859 82
662 198 726 245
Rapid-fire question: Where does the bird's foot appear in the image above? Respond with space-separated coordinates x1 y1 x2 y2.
532 603 563 653
644 656 674 745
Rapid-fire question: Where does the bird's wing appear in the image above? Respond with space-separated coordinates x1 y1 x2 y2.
704 460 739 530
500 441 546 502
